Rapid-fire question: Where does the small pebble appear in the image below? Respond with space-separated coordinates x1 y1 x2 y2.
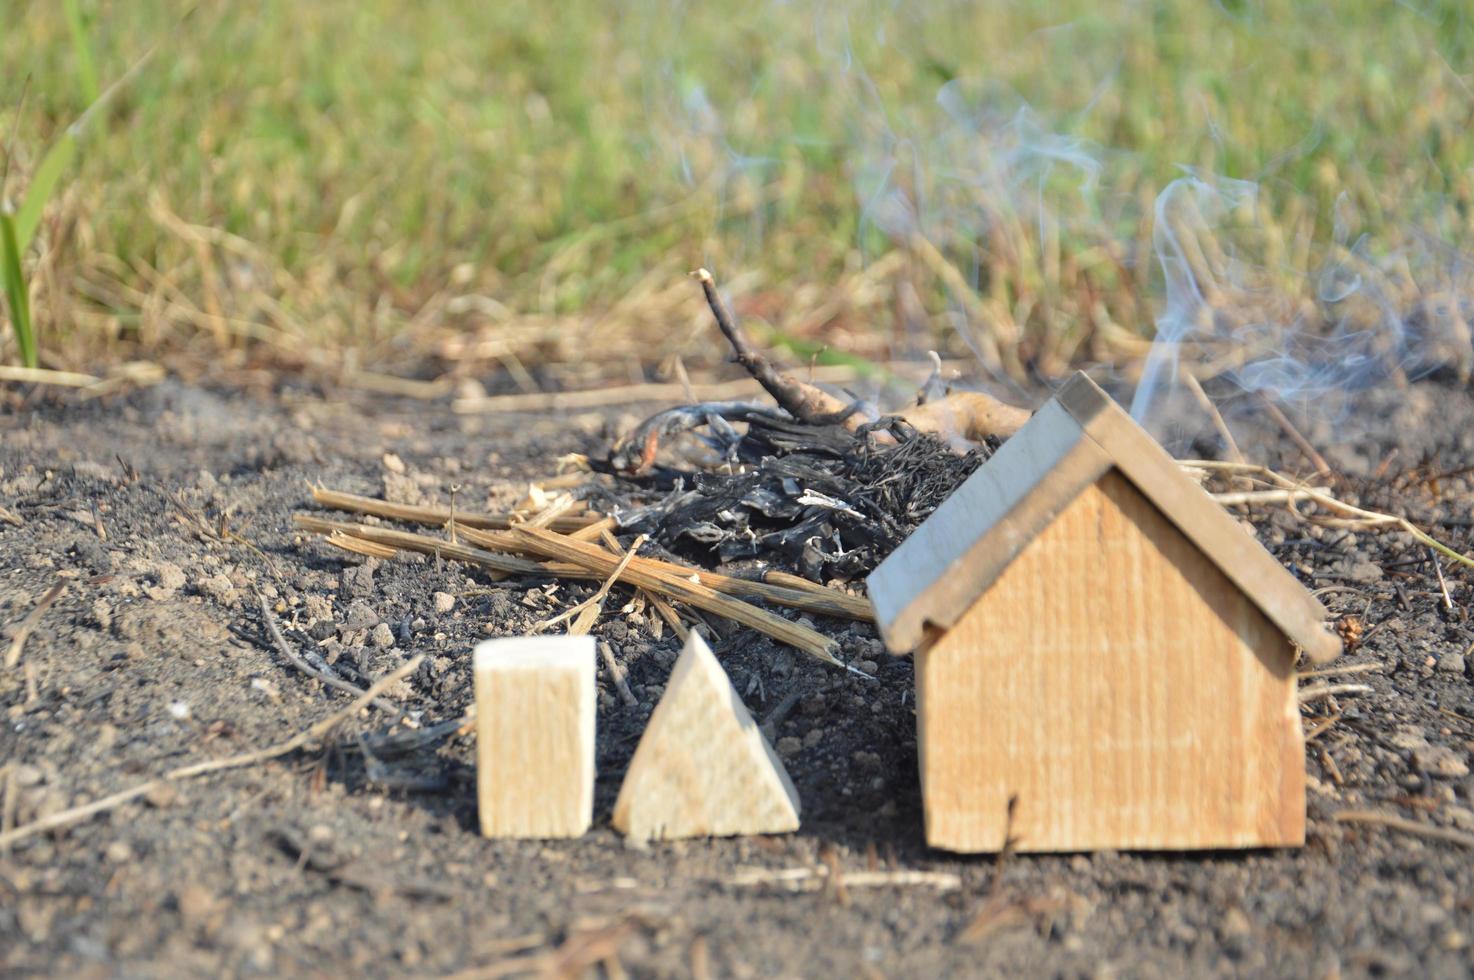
341 600 378 631
196 572 238 606
370 623 395 648
340 560 378 599
1221 907 1252 938
1438 653 1466 675
144 782 179 809
12 763 43 787
105 841 133 864
432 592 456 615
1413 745 1470 779
776 736 802 759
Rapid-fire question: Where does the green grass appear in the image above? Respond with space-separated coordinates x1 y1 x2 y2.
3 1 1473 377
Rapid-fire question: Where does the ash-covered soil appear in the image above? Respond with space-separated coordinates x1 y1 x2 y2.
3 376 1474 978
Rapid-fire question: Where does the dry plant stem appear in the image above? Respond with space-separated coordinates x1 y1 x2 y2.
510 526 846 669
1298 683 1373 703
297 513 873 622
5 582 65 670
296 515 552 576
1335 810 1474 849
692 268 862 427
327 532 397 559
643 590 690 642
456 525 874 622
452 368 897 415
1298 662 1382 679
569 515 619 542
600 641 638 707
521 491 579 529
258 596 407 722
1183 372 1244 464
0 655 424 849
724 866 961 892
310 486 598 533
1211 489 1316 507
0 365 101 387
1257 395 1332 477
1185 460 1474 569
0 504 22 527
897 390 1031 442
539 534 648 635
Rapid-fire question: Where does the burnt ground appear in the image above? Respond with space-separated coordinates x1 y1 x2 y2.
2 376 1473 978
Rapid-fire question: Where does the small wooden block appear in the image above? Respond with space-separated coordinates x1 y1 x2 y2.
613 633 800 842
474 636 595 838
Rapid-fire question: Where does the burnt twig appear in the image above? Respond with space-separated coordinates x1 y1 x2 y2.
692 269 867 428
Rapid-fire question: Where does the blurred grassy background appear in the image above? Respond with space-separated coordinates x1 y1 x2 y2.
3 0 1472 389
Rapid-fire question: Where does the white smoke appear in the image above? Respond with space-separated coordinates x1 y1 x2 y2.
1131 172 1473 438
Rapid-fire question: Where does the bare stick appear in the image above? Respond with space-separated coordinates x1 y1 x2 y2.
692 268 863 427
1431 549 1454 612
569 515 619 542
0 655 424 849
1334 810 1474 849
1183 372 1243 464
258 596 406 722
600 641 638 707
1257 394 1332 477
326 532 397 560
897 390 1031 442
5 582 65 670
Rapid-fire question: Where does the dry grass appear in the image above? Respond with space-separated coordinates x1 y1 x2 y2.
3 2 1473 387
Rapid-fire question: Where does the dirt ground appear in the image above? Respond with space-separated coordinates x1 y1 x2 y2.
3 375 1474 978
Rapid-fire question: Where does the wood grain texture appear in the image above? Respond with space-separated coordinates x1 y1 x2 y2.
1055 373 1340 664
868 399 1110 653
613 633 800 842
917 469 1305 853
474 637 595 838
868 371 1339 664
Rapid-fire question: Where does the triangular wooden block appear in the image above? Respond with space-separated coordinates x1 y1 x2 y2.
613 633 800 841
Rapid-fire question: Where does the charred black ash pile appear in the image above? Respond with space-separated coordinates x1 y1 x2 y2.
598 410 996 582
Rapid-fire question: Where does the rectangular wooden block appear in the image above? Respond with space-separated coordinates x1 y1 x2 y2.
916 470 1305 853
474 636 595 838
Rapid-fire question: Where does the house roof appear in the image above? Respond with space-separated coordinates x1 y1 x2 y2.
867 372 1342 664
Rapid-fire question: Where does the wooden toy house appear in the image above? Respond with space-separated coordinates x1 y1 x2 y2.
867 373 1341 853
